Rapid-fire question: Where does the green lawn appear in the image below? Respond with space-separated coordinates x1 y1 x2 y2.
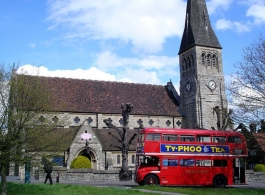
136 185 265 195
4 182 265 195
6 182 157 195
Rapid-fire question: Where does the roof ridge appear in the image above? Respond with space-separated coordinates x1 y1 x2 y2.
19 74 165 87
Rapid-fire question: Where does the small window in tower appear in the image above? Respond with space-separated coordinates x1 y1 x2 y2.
212 55 217 68
207 54 211 66
201 54 206 66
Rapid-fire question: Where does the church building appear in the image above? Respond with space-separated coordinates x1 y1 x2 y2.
12 0 228 173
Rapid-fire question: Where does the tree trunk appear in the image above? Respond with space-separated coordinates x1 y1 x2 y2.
120 145 131 180
120 127 131 180
1 162 7 195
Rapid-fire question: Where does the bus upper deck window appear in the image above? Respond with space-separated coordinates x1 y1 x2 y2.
212 136 226 143
196 135 211 142
228 136 242 143
180 135 194 142
163 134 178 141
146 133 161 141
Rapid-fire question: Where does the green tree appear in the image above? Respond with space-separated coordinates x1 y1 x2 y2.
0 64 66 195
227 34 265 126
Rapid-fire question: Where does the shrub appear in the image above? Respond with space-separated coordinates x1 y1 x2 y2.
70 156 91 169
253 164 265 172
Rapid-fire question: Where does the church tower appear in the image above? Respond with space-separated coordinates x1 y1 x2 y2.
179 0 228 130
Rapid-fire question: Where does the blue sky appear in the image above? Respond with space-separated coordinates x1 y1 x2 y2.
1 0 265 91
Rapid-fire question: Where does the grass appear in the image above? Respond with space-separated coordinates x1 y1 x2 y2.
5 182 157 195
4 182 265 195
136 185 265 195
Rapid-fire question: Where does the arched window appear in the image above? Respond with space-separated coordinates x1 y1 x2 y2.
212 55 217 68
202 54 206 66
207 54 211 66
132 155 135 164
188 57 191 69
117 155 121 164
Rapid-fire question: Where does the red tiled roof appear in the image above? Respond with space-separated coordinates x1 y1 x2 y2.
25 75 181 116
253 133 265 151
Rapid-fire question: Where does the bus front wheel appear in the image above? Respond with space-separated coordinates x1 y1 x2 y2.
213 175 226 188
144 175 159 185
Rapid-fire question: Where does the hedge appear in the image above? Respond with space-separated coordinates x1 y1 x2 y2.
253 164 265 172
70 156 91 169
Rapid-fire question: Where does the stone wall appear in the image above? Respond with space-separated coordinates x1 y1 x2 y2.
38 167 123 182
246 171 265 183
35 167 265 183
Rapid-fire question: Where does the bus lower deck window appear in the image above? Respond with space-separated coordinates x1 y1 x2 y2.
213 160 227 167
180 159 195 166
196 160 211 167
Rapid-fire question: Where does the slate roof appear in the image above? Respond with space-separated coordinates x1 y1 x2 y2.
26 127 79 152
23 75 182 117
179 0 222 54
253 133 265 151
92 128 138 151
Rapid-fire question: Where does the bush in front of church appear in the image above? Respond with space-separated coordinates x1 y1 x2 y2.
70 156 91 169
253 164 265 172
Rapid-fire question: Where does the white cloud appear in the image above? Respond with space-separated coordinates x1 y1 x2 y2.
93 51 179 71
216 19 250 33
17 50 179 85
247 4 265 24
215 19 233 30
117 68 161 85
207 0 232 15
46 0 186 53
16 64 116 81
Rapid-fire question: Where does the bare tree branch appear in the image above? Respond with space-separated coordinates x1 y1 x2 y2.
227 33 265 125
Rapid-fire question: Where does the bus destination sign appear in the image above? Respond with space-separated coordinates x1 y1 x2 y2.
160 144 229 154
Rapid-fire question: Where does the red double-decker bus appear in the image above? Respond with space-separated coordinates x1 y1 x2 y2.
135 128 247 187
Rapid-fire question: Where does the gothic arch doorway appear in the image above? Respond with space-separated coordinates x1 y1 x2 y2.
76 147 97 169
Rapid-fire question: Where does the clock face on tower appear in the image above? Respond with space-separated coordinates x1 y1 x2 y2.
208 80 216 90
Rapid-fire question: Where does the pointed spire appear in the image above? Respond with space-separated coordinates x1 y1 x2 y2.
179 0 222 54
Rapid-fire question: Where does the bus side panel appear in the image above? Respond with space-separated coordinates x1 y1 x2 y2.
160 166 179 185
